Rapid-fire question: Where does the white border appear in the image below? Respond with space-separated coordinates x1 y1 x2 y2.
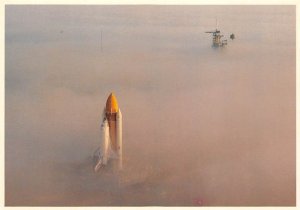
1 1 298 209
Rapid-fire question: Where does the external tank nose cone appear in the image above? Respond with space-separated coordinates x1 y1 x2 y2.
106 92 119 113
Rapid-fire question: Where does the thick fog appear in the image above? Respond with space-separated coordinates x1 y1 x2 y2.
5 6 295 206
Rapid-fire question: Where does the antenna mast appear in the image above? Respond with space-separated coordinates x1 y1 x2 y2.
100 30 103 52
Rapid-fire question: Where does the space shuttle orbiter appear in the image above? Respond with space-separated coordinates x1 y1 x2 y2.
93 93 122 172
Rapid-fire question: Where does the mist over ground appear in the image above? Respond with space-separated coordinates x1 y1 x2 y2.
5 6 295 206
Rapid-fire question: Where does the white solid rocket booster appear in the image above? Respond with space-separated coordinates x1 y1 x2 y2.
94 93 122 172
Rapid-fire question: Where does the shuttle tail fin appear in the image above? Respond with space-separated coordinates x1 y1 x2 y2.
94 117 110 172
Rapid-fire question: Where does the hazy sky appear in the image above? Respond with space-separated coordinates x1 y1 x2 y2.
5 5 295 206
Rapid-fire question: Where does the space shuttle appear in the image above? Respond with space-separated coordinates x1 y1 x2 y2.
93 93 122 172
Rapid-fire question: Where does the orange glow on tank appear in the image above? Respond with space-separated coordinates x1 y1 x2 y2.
106 93 119 113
